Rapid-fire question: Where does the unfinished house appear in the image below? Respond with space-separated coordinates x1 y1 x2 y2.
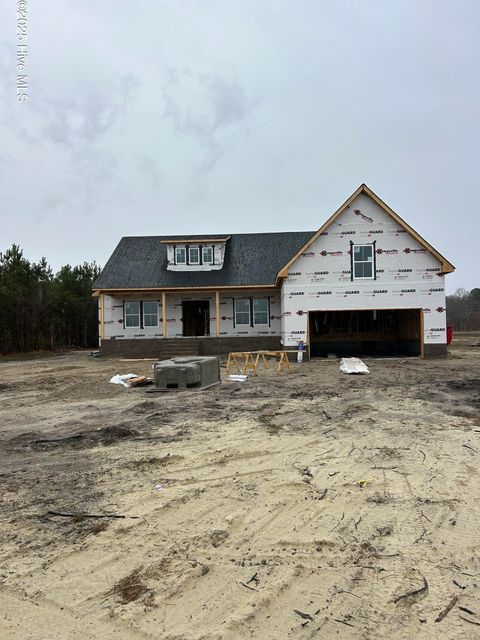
93 184 455 358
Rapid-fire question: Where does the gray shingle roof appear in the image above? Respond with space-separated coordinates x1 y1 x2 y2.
93 232 315 289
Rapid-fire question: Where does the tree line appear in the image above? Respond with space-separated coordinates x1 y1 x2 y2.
446 288 480 332
0 244 100 354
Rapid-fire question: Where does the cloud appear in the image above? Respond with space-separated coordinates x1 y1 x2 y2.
162 70 257 173
70 148 119 210
137 155 163 190
0 52 141 149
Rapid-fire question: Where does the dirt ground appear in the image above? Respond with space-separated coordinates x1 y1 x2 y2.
1 336 480 640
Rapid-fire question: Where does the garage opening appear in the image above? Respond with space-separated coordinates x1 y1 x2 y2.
309 309 422 358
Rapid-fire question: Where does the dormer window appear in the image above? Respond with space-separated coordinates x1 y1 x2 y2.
202 246 213 264
164 236 230 271
188 246 200 264
175 247 186 264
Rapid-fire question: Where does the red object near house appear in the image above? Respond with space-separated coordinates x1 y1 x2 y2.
447 326 453 345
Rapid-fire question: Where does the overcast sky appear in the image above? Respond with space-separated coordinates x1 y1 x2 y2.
0 1 478 292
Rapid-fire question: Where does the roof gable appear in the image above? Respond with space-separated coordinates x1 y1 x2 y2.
277 184 455 280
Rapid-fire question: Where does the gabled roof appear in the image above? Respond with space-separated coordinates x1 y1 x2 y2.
277 183 455 280
93 231 315 291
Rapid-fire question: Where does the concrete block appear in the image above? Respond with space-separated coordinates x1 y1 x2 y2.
149 356 220 392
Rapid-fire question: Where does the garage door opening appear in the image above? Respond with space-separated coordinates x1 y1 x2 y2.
309 309 422 358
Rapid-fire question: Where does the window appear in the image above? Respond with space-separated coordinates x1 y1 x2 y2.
175 246 186 264
125 301 140 328
189 246 200 264
235 299 250 325
202 246 213 264
353 244 374 278
143 301 158 327
253 298 268 325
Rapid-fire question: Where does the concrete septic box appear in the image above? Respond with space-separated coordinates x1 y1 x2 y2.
148 356 221 392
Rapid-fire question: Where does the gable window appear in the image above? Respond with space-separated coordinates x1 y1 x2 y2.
202 246 213 264
125 301 140 328
353 244 374 279
175 246 186 264
235 299 250 325
143 301 158 327
253 298 268 325
189 246 200 264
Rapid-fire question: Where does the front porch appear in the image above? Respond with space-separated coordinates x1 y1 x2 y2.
97 288 283 357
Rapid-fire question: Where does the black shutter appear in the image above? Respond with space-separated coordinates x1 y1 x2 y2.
186 244 190 265
212 244 215 264
267 297 271 327
123 300 125 329
373 241 377 280
140 301 144 329
250 297 254 328
173 246 176 265
232 298 236 328
199 245 203 265
350 241 354 281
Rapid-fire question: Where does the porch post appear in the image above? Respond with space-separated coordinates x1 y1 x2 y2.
162 292 167 337
100 294 105 341
215 291 220 337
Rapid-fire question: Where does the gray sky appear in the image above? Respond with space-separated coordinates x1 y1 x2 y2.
0 0 478 292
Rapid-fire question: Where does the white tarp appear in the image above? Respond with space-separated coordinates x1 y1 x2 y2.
109 373 138 387
339 358 369 374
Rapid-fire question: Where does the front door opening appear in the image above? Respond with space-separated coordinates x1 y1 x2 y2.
309 309 421 357
182 301 210 337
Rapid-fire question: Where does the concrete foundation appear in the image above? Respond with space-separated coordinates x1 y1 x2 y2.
423 344 448 358
100 336 283 358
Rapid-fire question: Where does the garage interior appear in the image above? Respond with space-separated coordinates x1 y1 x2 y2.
309 308 422 358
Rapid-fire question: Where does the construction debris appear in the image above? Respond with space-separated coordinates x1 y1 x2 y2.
109 373 138 387
228 374 248 382
340 357 370 374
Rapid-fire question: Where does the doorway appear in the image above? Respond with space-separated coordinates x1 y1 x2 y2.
308 309 422 357
182 301 210 336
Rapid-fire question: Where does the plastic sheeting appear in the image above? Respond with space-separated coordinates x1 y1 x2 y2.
339 358 369 374
109 373 138 387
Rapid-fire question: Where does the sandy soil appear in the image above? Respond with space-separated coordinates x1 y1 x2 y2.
0 337 480 639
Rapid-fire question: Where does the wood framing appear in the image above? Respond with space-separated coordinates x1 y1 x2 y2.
276 183 455 281
93 284 278 295
420 309 425 359
215 291 220 337
160 237 231 244
100 294 105 340
162 292 167 337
